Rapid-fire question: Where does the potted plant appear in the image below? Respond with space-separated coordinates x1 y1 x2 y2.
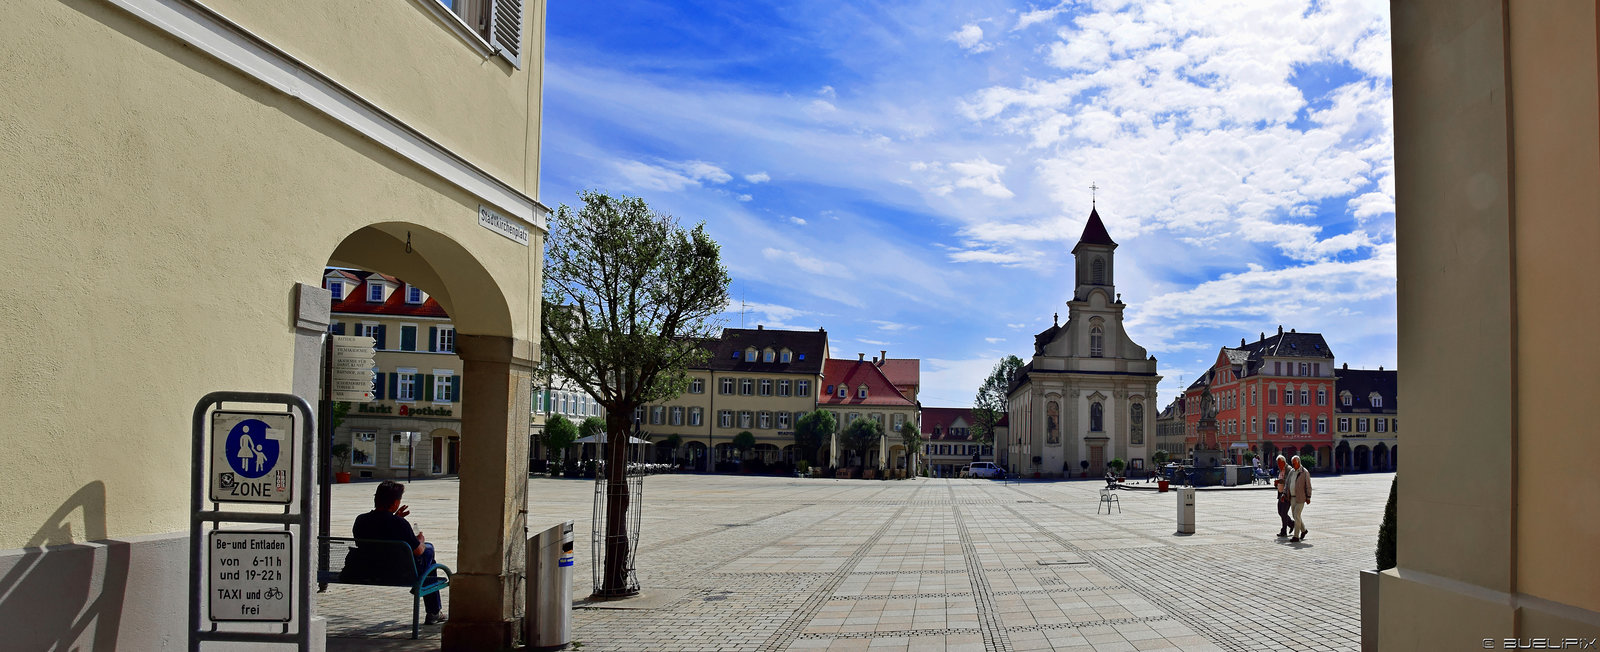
1109 458 1126 482
1363 475 1398 651
1032 456 1043 479
330 442 353 483
1152 449 1171 492
1079 459 1089 478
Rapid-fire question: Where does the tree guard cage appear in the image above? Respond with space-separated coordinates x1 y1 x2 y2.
589 431 648 597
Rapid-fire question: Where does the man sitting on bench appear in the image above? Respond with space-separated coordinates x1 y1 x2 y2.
353 480 446 624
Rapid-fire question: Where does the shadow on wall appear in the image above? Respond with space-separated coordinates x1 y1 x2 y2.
0 482 129 652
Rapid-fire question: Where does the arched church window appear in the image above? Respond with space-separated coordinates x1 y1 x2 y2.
1090 402 1103 431
1090 324 1104 358
1130 403 1144 445
1092 257 1106 285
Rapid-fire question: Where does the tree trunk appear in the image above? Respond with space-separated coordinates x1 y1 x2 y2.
599 410 636 597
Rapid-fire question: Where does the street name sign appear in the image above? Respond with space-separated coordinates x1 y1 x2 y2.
331 335 376 402
209 411 295 504
208 530 293 622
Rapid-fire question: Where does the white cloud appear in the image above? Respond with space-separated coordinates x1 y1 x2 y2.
916 157 1015 199
948 249 1030 266
870 320 917 332
745 172 771 184
737 194 753 202
612 158 733 191
949 24 992 53
1016 4 1069 30
985 337 1006 344
761 247 843 277
788 216 807 226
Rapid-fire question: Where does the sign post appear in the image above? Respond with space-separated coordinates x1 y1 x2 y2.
189 392 314 651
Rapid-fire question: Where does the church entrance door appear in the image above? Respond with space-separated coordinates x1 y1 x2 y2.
1089 443 1105 476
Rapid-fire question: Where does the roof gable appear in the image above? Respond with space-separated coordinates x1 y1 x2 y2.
1072 208 1118 252
820 358 915 407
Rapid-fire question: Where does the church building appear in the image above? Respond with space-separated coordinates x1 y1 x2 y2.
1003 208 1161 477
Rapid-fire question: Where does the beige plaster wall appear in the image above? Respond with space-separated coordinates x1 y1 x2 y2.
203 0 546 190
0 1 539 549
1507 0 1600 615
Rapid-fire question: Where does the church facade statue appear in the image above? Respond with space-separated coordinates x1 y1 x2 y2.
999 207 1162 477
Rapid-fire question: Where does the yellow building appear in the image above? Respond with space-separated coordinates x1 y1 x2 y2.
1331 365 1396 473
820 355 921 472
636 326 830 470
1377 1 1600 647
2 1 549 649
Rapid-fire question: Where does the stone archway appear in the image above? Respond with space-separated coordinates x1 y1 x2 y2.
326 221 535 648
1374 443 1390 472
1355 445 1371 472
1336 441 1352 472
683 441 708 472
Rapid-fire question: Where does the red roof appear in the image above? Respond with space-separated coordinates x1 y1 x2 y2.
328 270 450 318
876 358 920 391
820 358 916 407
1071 207 1118 252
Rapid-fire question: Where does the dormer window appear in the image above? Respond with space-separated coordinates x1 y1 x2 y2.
367 283 384 302
1341 391 1353 406
837 386 847 398
406 286 424 304
858 385 868 399
780 350 792 363
1370 393 1383 408
329 280 344 300
745 347 758 362
763 349 774 363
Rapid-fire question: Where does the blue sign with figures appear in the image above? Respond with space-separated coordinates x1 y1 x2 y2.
210 411 295 504
223 419 279 479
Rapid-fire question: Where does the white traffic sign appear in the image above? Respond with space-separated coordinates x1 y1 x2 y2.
208 530 293 622
210 411 295 503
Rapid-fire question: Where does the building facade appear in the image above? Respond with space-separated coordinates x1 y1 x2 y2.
2 1 549 648
1183 328 1337 471
1004 209 1161 477
327 269 468 480
820 355 920 470
1153 397 1187 459
921 407 999 477
632 326 829 470
1332 365 1397 473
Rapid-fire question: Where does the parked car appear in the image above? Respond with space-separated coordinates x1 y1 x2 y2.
967 462 1004 479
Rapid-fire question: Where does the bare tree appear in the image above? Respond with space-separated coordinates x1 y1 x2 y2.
541 190 730 597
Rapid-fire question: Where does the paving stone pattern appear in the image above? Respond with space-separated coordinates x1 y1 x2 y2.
322 472 1393 651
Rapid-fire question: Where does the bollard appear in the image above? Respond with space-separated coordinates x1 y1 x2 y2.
1175 487 1195 534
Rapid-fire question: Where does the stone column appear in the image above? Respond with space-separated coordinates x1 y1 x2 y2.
443 335 533 652
291 284 330 652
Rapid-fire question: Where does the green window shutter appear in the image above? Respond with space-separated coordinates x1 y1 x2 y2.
374 372 385 400
428 326 438 352
389 373 399 399
423 375 434 402
400 326 416 351
451 376 461 402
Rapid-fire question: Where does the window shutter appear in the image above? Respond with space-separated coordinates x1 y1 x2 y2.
374 372 386 400
331 322 345 335
489 0 524 67
428 326 438 352
389 373 398 399
451 375 461 401
401 326 416 351
423 375 434 402
374 325 387 350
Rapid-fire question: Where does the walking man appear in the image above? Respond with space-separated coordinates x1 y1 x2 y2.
1273 455 1294 538
1288 455 1313 542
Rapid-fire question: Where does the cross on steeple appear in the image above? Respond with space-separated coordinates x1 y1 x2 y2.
1090 182 1098 207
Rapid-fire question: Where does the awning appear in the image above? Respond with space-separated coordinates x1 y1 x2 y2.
573 433 654 445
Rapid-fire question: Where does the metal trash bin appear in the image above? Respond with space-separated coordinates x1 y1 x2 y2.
526 520 575 650
1175 487 1195 534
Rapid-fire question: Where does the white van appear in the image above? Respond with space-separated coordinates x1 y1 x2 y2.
967 462 1003 479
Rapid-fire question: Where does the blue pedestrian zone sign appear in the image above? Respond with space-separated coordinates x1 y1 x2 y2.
210 411 295 504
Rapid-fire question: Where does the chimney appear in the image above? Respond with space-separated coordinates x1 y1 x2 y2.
1259 332 1265 341
858 353 865 362
880 350 887 364
1278 325 1283 336
757 324 763 330
1379 365 1384 371
871 356 878 364
1290 328 1296 333
1343 362 1349 369
1240 338 1246 347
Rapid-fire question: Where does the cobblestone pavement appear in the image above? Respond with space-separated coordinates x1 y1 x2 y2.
323 472 1393 651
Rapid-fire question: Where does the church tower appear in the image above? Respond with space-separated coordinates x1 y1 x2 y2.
1072 208 1117 302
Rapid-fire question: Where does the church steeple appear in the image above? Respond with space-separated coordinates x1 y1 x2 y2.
1072 207 1118 300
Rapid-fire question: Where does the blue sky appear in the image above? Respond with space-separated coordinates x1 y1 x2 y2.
539 0 1396 409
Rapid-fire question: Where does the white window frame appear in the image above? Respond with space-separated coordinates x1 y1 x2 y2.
1300 418 1309 435
739 411 753 429
764 350 774 362
351 431 377 467
719 410 732 429
858 385 868 399
367 283 385 303
797 380 811 397
777 412 791 430
406 285 424 304
415 0 525 68
838 386 847 398
778 380 791 397
689 408 703 427
1317 416 1327 434
433 369 454 403
1317 387 1327 405
435 326 455 353
389 432 417 469
740 379 754 395
670 407 684 426
758 412 772 429
1375 418 1387 433
1267 417 1278 435
651 406 664 425
780 351 792 363
690 378 704 394
759 379 772 396
1371 393 1384 408
720 378 735 395
399 323 419 352
396 368 418 402
329 280 344 300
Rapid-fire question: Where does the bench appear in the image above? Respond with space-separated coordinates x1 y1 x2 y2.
318 536 452 639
